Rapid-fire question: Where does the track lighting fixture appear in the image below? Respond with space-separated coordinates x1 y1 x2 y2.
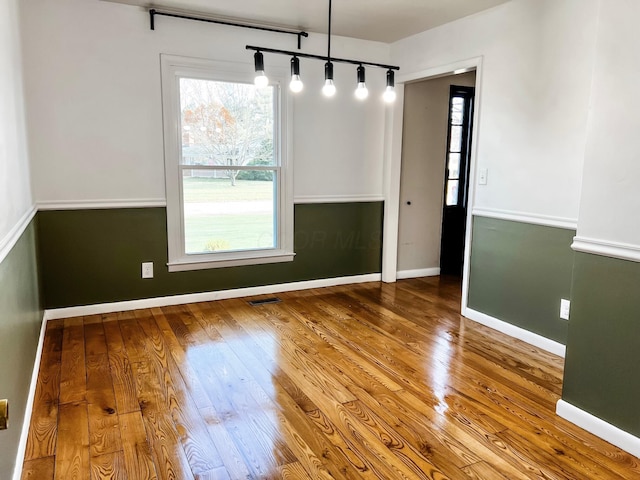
253 51 269 88
246 0 399 101
383 70 397 103
322 62 336 97
289 56 303 93
355 65 368 100
149 3 399 101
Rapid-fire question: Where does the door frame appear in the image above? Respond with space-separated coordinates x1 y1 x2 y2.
381 56 483 315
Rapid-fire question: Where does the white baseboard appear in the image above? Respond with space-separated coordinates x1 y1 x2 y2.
44 273 382 320
463 308 566 357
556 399 640 458
396 268 440 279
12 314 48 480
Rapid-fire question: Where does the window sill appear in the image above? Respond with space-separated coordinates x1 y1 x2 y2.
167 251 296 272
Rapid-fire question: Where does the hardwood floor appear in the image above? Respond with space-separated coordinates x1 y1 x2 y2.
21 277 640 479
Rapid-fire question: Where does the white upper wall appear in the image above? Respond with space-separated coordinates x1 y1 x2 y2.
391 0 599 222
576 0 640 246
0 0 33 242
20 0 391 205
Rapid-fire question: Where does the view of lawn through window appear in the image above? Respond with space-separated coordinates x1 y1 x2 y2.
179 78 277 254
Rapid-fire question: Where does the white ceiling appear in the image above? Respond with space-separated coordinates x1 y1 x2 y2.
102 0 511 43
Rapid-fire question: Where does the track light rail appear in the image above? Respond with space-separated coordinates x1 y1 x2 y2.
245 45 400 71
149 9 309 49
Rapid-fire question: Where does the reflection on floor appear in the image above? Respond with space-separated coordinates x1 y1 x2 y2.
22 276 639 479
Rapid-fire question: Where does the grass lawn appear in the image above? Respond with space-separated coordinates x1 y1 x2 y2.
183 177 275 252
183 177 274 202
185 214 274 253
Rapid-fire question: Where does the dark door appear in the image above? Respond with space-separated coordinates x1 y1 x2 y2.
440 85 474 276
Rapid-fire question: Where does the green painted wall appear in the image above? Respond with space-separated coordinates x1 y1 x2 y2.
467 216 575 344
0 220 42 478
37 203 383 309
562 252 640 437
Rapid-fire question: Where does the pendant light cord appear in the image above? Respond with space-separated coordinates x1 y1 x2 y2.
327 0 332 63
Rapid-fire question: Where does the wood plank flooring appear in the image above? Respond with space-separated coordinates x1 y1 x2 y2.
21 277 640 479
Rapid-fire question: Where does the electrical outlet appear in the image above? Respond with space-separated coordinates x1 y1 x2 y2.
560 299 570 320
478 168 488 185
142 262 154 279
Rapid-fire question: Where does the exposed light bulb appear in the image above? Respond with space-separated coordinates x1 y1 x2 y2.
322 79 336 97
290 75 303 93
253 52 268 88
289 57 303 93
355 82 368 100
355 65 368 100
383 86 396 103
323 61 336 97
254 71 269 88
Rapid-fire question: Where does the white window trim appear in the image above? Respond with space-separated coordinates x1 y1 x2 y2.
160 54 294 272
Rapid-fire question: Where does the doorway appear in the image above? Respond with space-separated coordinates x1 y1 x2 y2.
440 86 475 276
396 71 476 281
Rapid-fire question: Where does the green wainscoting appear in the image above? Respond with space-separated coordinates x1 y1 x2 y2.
37 203 383 309
562 252 640 437
467 216 575 344
0 219 42 477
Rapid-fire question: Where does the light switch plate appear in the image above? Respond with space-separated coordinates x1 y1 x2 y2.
478 168 488 185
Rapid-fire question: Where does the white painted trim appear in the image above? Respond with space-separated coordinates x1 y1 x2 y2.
160 55 293 271
572 236 640 263
44 273 382 320
460 57 483 315
0 206 37 265
397 56 483 85
294 194 385 204
396 268 440 279
556 399 640 459
379 55 484 308
168 252 295 271
472 207 578 230
37 199 167 210
11 314 48 480
381 82 405 283
463 307 566 357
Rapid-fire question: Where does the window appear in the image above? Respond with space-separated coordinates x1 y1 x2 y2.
444 86 474 207
161 55 293 271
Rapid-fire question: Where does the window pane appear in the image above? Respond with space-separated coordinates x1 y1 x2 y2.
446 180 459 206
451 97 465 125
449 125 463 153
448 153 461 179
182 169 276 254
179 78 275 167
